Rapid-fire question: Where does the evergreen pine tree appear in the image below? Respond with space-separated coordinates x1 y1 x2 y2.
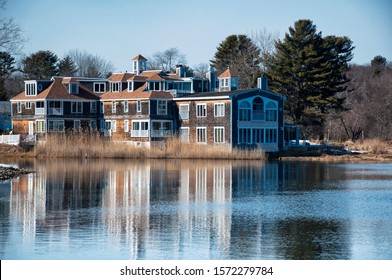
22 50 59 79
58 55 78 76
265 19 354 139
0 51 16 100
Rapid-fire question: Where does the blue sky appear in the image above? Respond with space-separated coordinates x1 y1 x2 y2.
5 0 392 72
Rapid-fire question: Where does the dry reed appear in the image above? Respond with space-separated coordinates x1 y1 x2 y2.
34 133 265 160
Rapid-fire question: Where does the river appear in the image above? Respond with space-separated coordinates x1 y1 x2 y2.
0 159 391 260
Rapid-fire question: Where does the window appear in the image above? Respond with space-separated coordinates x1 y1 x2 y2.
90 120 97 130
105 120 116 132
71 101 82 113
111 82 120 92
94 82 106 93
90 102 97 113
214 103 225 117
25 102 31 109
265 101 277 122
36 120 45 133
136 100 141 112
25 82 37 96
17 102 22 113
157 100 167 115
179 104 189 120
239 101 251 121
74 120 81 132
124 120 129 132
35 101 45 115
266 128 277 143
48 120 64 132
48 101 62 115
224 78 229 87
69 82 79 94
252 97 264 120
112 101 116 113
133 61 137 73
196 104 207 117
152 121 172 137
252 128 264 144
180 127 189 142
100 102 104 113
124 101 129 113
131 121 149 137
128 82 134 92
196 127 207 144
214 127 225 144
238 128 252 144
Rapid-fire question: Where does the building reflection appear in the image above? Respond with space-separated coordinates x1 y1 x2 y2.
5 159 351 259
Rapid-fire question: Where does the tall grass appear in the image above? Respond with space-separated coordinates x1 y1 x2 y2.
34 133 265 160
345 139 390 154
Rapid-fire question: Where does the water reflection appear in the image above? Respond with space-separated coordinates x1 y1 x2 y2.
1 159 392 259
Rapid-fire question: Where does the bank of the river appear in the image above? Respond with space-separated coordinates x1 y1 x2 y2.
0 164 33 181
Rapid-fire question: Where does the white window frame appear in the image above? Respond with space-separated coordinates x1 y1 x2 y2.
179 104 189 120
94 82 106 93
180 127 189 142
71 101 83 114
128 81 134 92
112 101 116 113
196 103 207 117
214 103 225 117
124 120 129 132
17 102 22 113
74 120 81 132
25 101 31 109
111 82 120 92
196 127 207 144
36 120 45 133
214 127 225 144
69 82 79 94
124 100 129 113
48 120 65 132
157 100 167 115
25 82 37 96
136 100 141 112
90 101 97 113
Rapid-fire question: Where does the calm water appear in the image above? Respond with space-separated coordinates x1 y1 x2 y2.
0 159 391 260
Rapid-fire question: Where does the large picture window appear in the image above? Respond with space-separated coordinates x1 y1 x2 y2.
71 101 82 113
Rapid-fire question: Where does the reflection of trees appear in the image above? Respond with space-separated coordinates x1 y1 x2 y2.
273 219 350 260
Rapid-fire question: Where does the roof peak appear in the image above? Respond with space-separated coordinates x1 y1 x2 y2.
132 54 147 61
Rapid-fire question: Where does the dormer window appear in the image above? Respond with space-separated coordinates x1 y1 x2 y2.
128 81 134 92
111 82 120 92
25 82 37 96
69 82 79 94
94 82 106 93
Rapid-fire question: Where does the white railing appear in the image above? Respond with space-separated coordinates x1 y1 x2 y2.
35 108 45 115
131 130 149 138
48 108 62 115
0 134 20 145
150 130 173 138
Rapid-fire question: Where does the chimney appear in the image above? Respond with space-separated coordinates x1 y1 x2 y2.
206 66 216 92
176 65 185 77
257 77 268 91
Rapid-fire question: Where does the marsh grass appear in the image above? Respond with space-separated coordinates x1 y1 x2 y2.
34 133 265 160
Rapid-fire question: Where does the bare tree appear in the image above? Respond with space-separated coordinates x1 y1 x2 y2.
147 48 186 72
0 0 25 55
192 63 209 78
249 28 279 72
66 49 114 78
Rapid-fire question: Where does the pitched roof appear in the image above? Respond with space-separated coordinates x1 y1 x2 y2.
10 78 99 101
100 83 173 100
132 54 147 61
218 68 239 78
109 73 135 82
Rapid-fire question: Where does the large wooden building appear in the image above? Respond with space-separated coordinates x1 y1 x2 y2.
10 54 297 152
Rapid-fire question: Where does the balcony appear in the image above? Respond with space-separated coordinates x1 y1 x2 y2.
35 108 45 115
48 108 62 115
151 130 173 138
131 130 149 138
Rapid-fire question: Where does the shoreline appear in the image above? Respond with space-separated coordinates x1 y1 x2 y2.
0 164 34 182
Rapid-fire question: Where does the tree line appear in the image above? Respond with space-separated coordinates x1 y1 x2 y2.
1 0 391 141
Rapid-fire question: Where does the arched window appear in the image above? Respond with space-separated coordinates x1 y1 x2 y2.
252 97 264 120
266 101 277 121
239 101 251 121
